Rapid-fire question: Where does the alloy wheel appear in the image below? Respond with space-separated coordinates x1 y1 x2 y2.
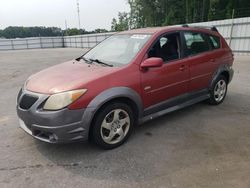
214 79 227 102
100 109 130 145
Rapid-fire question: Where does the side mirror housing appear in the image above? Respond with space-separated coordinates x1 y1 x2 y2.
140 57 163 70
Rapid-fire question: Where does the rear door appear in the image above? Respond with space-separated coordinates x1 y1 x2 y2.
182 31 217 92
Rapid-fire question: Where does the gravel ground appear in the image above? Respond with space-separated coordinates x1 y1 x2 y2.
0 48 250 188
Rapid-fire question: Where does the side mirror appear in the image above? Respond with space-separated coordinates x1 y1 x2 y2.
140 57 163 70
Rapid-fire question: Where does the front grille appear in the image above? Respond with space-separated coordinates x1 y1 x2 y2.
19 94 38 110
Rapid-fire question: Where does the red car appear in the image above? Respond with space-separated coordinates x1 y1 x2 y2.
17 25 234 149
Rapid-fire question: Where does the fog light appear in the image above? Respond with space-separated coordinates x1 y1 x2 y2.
49 134 58 142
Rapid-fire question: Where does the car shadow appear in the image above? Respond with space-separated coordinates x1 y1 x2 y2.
35 101 218 183
35 91 247 183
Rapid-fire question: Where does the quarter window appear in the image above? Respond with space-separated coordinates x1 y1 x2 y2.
183 32 210 56
209 35 220 49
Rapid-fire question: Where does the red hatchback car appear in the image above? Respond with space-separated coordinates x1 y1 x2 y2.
17 25 234 149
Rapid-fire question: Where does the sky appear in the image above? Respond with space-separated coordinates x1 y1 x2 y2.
0 0 130 31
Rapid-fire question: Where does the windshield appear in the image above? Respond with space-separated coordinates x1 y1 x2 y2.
83 34 151 66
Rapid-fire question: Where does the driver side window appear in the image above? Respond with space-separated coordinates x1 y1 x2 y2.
148 33 181 62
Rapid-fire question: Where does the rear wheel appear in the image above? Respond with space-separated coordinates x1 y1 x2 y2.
91 102 134 149
208 75 228 105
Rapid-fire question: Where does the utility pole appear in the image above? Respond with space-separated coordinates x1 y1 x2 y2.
77 0 81 29
186 0 189 23
202 0 205 22
65 20 68 30
229 9 235 47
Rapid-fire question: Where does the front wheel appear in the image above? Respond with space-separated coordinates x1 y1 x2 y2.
91 102 134 149
208 75 228 105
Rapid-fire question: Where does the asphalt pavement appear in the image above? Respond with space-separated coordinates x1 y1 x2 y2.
0 48 250 188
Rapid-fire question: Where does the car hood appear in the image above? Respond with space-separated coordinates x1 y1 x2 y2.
26 60 117 94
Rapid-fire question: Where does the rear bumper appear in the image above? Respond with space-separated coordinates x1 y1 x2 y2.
16 89 92 143
228 67 234 83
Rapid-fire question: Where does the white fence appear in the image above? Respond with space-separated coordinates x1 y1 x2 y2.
64 33 115 48
188 17 250 54
0 37 63 50
0 17 250 54
0 33 114 51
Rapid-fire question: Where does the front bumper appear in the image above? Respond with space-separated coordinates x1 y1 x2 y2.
16 89 89 143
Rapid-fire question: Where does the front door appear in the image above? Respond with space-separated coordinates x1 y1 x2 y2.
141 32 189 108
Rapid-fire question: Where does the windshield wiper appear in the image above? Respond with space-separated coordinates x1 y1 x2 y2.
79 56 92 64
90 59 113 67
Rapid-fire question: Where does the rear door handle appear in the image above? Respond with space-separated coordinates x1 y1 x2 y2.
179 65 186 71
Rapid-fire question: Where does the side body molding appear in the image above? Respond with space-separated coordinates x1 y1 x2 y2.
81 87 144 139
210 64 234 90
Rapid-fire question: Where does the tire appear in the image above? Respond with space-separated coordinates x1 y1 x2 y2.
91 102 134 149
207 75 228 105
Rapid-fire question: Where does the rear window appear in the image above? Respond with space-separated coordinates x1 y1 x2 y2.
183 32 210 56
209 35 221 49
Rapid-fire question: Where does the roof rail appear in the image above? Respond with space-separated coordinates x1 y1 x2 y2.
182 24 218 32
182 24 189 27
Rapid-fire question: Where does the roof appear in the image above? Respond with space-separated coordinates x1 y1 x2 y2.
119 27 169 34
118 26 219 36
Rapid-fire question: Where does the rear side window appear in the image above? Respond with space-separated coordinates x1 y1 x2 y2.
183 32 210 56
209 35 221 49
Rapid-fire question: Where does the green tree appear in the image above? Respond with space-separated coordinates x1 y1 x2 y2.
0 26 62 38
111 18 118 31
111 12 129 31
64 28 88 36
64 28 81 36
94 28 108 33
111 0 250 30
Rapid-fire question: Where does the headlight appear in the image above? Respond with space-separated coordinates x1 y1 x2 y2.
43 89 87 110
